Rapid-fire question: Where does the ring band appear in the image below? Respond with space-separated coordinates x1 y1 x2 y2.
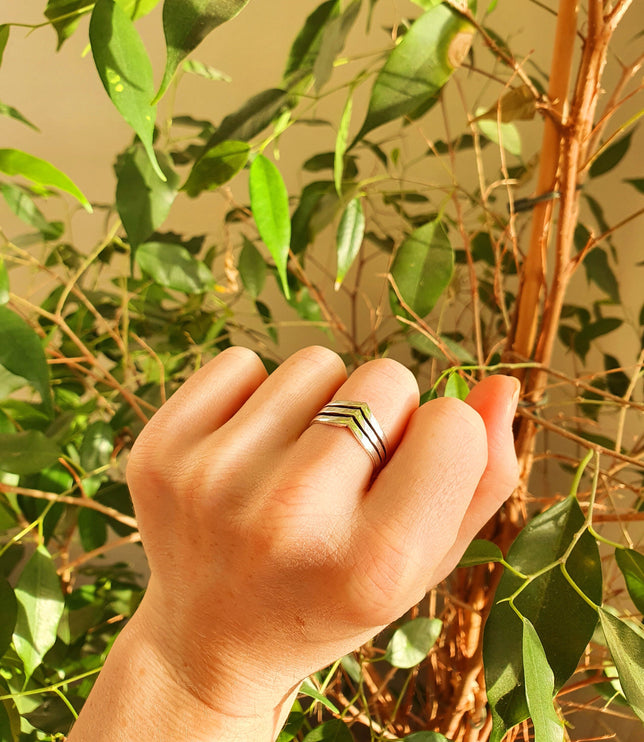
311 400 389 473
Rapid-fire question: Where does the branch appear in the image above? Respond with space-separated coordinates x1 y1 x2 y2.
516 409 644 469
585 51 644 160
509 0 580 361
605 0 635 29
0 485 138 529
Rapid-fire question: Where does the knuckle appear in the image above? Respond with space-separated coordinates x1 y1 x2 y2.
360 357 419 395
219 345 263 368
292 345 347 376
425 397 487 447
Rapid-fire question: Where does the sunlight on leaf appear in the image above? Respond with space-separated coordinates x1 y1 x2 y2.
90 0 163 180
390 219 453 319
615 548 644 614
155 0 251 102
0 149 91 212
522 618 565 742
249 155 291 299
335 197 365 290
384 617 442 668
13 546 65 680
599 608 644 722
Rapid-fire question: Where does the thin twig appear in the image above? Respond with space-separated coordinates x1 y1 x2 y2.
0 485 138 529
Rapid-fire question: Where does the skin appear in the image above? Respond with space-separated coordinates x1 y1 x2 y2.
67 345 520 742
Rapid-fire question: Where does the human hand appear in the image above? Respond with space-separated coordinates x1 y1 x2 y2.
123 345 519 724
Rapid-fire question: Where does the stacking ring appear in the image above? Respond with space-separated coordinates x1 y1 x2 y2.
311 400 389 474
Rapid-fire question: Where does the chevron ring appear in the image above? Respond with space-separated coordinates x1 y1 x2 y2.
311 400 389 473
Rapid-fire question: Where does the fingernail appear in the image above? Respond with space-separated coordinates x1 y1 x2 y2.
508 377 521 418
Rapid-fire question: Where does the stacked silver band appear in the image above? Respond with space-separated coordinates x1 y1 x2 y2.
311 400 389 473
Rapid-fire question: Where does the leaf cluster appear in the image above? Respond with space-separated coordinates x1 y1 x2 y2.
0 1 642 740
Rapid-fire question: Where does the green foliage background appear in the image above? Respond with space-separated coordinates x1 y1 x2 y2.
0 1 643 740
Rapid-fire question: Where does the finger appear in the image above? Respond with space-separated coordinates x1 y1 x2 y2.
284 358 420 507
210 345 348 456
428 375 520 582
347 398 488 624
133 346 268 454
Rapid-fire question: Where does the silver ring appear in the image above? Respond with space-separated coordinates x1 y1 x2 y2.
311 400 389 473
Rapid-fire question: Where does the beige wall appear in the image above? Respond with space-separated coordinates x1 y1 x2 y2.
1 2 643 739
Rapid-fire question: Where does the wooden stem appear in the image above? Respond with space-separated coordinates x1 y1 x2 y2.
509 0 579 361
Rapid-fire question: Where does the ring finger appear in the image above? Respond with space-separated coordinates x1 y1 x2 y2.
283 358 420 511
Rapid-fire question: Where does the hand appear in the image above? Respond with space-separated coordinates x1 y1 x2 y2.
69 345 519 741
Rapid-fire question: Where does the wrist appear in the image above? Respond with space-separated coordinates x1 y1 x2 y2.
68 598 297 742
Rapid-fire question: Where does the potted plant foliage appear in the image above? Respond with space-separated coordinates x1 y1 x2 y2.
0 1 642 740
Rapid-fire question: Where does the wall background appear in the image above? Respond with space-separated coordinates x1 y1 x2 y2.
1 1 643 738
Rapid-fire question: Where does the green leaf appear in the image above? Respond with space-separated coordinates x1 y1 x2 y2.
0 25 9 67
78 508 108 552
291 180 336 254
0 258 8 306
183 140 250 197
277 709 306 742
403 733 450 742
408 331 475 363
302 718 353 742
484 497 602 740
0 431 62 475
599 608 644 722
624 178 644 194
604 354 630 397
13 546 65 679
582 248 620 303
458 539 504 568
183 58 232 82
299 680 340 714
115 144 180 248
0 183 64 240
117 0 161 19
44 0 91 49
249 155 291 299
411 0 444 8
335 90 353 194
287 286 325 329
46 0 158 49
522 618 565 742
390 219 454 318
80 421 114 473
473 85 536 123
90 0 163 180
615 548 644 615
155 0 251 103
355 4 475 141
589 129 635 178
0 306 53 416
282 1 339 89
476 113 522 157
444 371 469 400
203 89 293 150
256 300 278 343
384 617 442 668
335 198 365 289
0 149 91 212
0 101 39 131
238 236 267 299
340 653 362 683
313 0 362 92
0 579 17 657
136 242 214 293
0 679 20 742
